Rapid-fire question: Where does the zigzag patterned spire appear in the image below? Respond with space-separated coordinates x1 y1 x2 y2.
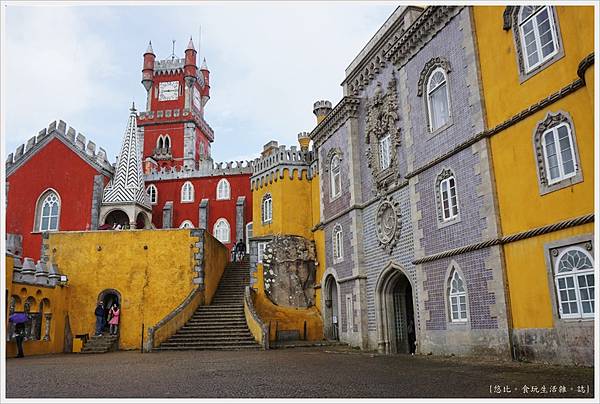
102 104 150 208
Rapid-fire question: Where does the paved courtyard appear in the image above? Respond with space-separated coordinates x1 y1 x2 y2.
5 346 594 399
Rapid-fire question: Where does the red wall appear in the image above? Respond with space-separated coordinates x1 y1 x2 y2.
6 138 109 260
147 173 252 251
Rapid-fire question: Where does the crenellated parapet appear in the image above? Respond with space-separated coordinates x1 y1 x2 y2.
153 58 185 75
309 96 361 148
10 255 65 288
137 109 214 142
144 159 253 181
6 120 114 176
250 143 317 191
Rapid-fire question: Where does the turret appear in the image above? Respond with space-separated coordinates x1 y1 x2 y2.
184 37 198 110
313 100 332 124
200 58 211 107
142 41 156 111
297 132 310 152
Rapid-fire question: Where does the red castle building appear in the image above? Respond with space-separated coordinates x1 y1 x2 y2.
6 39 253 260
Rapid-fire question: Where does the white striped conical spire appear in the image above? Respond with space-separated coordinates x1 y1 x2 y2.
102 104 150 208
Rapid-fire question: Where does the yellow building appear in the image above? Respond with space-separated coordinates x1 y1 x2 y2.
248 124 326 344
473 5 594 365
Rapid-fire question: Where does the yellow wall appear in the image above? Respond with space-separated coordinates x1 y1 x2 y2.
47 229 203 350
6 255 70 357
503 223 593 329
203 233 229 305
311 173 325 311
473 6 594 128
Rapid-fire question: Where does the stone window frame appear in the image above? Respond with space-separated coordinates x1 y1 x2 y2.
544 234 594 324
261 193 272 224
417 57 453 136
443 261 471 328
156 134 171 150
216 178 231 200
507 6 564 83
332 223 344 264
180 181 194 203
179 220 194 229
213 218 230 244
532 111 583 196
434 168 461 228
324 148 343 202
146 184 158 205
33 188 61 233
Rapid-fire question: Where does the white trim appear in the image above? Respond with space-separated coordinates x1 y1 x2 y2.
439 175 459 221
245 222 253 253
541 122 578 185
181 181 194 203
426 67 451 132
179 220 194 229
518 6 560 73
332 224 344 263
378 134 391 170
213 218 230 244
33 188 61 232
330 154 342 199
554 246 595 319
448 269 468 323
262 193 272 223
257 241 267 263
146 184 158 205
216 178 231 200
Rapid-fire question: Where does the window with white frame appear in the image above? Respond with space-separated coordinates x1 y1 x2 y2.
554 247 594 319
36 190 60 231
518 6 559 73
146 184 158 204
378 134 391 170
245 222 253 253
257 242 267 263
262 193 272 223
439 175 459 221
213 218 230 243
427 68 451 132
332 224 343 262
541 122 577 185
216 178 231 200
181 181 194 202
448 269 468 322
330 154 342 198
179 220 194 229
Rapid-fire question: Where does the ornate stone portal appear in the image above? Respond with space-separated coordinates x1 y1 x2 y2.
375 196 402 254
365 73 401 194
262 235 317 308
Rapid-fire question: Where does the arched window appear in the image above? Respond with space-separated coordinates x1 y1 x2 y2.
179 220 194 229
157 136 164 149
554 247 594 319
35 190 60 232
262 193 272 223
518 6 559 73
541 122 577 185
146 184 158 205
164 135 171 150
330 154 342 198
216 178 231 200
213 218 230 243
332 224 343 263
437 171 459 222
378 134 391 170
427 68 451 132
181 181 194 202
448 268 468 322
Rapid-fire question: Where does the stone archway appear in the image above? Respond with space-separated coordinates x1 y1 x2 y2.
323 274 340 341
97 289 121 333
375 263 416 354
136 212 151 229
104 209 130 228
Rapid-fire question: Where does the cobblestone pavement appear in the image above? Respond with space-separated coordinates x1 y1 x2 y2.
5 346 595 399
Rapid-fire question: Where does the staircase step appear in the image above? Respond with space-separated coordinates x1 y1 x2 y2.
160 340 258 347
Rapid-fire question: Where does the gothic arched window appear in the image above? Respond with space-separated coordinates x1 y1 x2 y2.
179 220 194 229
146 184 158 205
181 181 194 203
330 154 341 199
435 169 459 223
332 224 343 263
448 268 468 322
427 68 451 132
216 178 231 200
35 189 60 232
213 218 230 243
262 193 272 223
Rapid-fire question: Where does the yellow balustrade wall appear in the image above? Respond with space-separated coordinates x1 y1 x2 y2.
46 229 223 350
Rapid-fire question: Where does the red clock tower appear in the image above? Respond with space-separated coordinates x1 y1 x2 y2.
138 38 212 171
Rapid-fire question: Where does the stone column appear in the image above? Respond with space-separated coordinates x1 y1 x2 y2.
162 201 173 228
43 313 52 341
235 196 246 243
198 199 209 229
90 175 105 230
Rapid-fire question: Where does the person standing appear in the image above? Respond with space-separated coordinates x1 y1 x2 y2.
8 313 28 358
108 303 120 336
94 302 105 336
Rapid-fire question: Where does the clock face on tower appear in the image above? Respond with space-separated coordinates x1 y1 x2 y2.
158 81 179 101
193 86 201 111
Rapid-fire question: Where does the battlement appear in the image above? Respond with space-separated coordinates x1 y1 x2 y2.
154 58 185 75
6 120 114 175
144 159 253 181
250 143 317 190
137 109 215 142
313 100 333 110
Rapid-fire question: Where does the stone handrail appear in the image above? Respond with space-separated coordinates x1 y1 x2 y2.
244 286 269 350
144 286 204 352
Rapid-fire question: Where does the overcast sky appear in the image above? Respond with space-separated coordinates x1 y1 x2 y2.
2 1 399 164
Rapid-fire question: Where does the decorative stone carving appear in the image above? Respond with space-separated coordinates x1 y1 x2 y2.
503 6 515 30
262 235 317 308
323 148 343 173
375 196 402 254
533 111 571 187
417 57 451 96
365 73 401 194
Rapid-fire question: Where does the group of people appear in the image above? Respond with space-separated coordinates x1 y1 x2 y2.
232 239 246 262
94 301 120 336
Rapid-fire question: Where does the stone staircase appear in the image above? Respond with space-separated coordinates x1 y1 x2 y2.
156 257 260 351
81 334 118 354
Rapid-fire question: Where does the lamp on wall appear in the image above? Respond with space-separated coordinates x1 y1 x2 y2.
58 274 68 287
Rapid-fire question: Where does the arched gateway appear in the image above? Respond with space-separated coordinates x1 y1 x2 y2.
375 263 416 354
